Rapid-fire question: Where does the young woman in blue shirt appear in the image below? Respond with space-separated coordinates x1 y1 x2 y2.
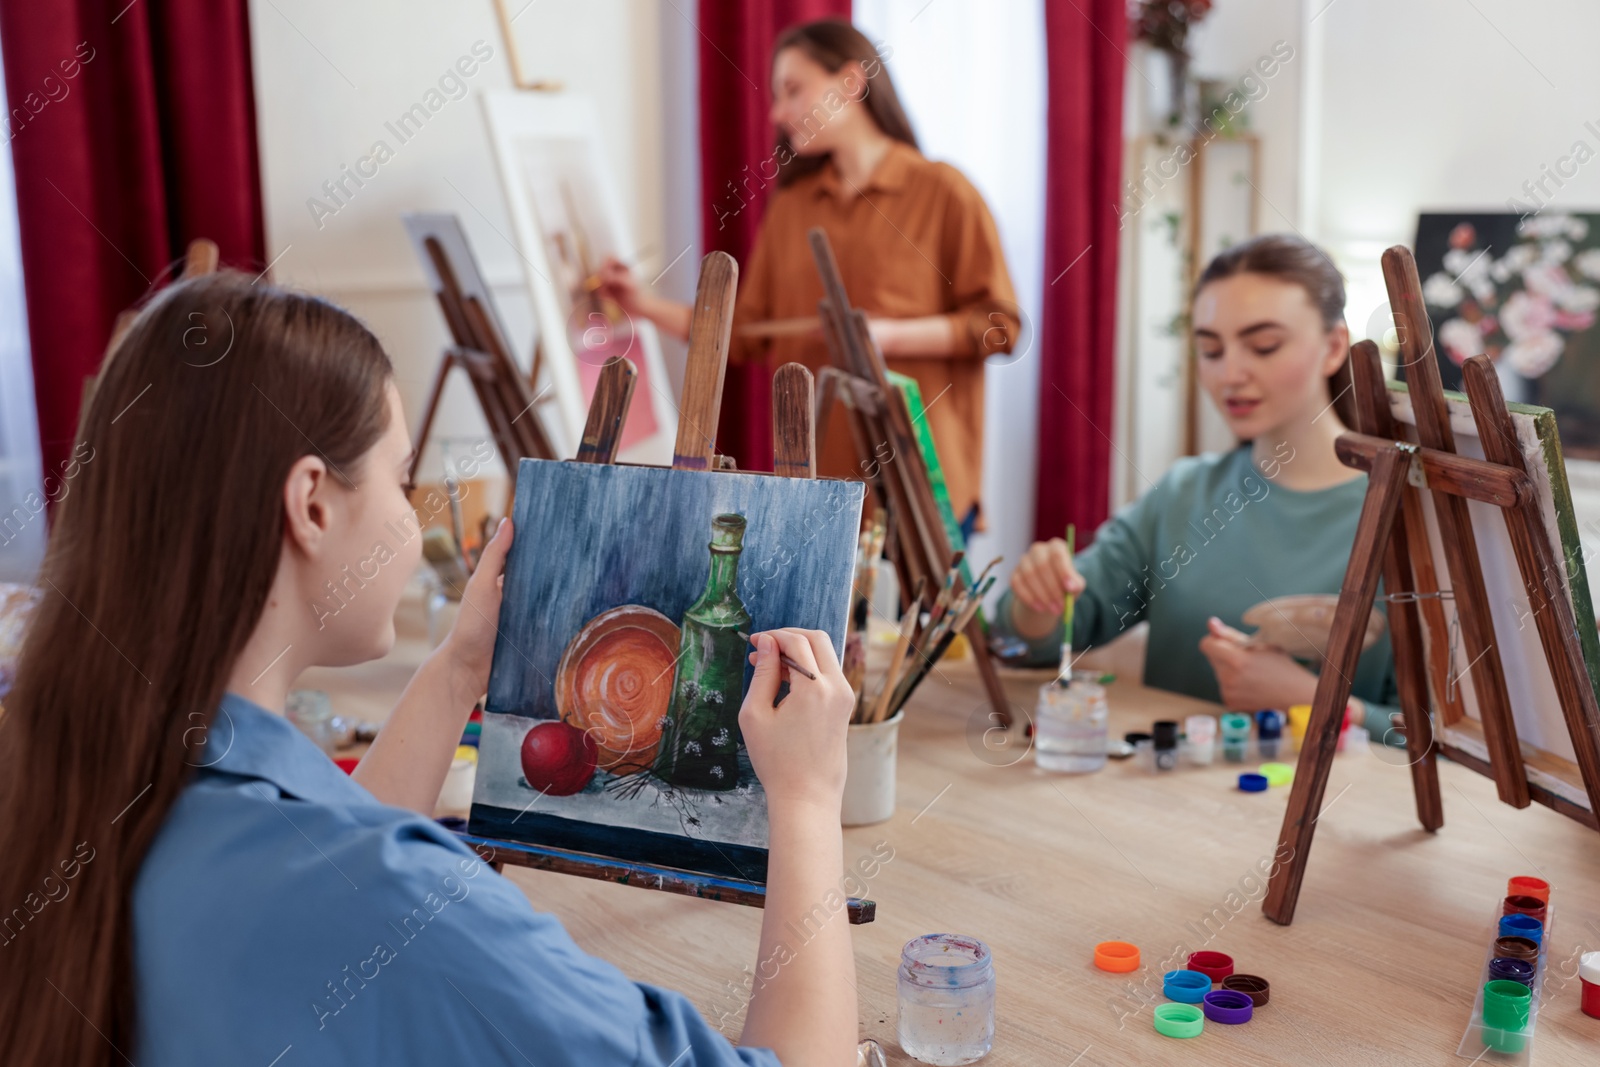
0 273 857 1066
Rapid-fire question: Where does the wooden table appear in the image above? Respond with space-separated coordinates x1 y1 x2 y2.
305 592 1600 1065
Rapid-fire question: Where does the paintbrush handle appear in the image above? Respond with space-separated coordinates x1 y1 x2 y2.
869 614 918 723
737 631 819 681
890 630 961 715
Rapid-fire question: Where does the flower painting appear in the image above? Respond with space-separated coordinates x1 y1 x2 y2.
1413 212 1600 458
468 459 863 883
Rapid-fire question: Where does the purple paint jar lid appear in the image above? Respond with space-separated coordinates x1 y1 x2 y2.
1203 988 1254 1024
1488 957 1535 987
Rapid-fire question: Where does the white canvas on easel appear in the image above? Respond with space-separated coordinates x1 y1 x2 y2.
479 91 678 464
1390 384 1598 814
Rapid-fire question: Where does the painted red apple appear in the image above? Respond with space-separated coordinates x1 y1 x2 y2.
520 721 598 796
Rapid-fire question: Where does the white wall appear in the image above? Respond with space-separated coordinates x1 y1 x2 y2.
853 0 1047 596
1302 0 1600 596
249 0 696 495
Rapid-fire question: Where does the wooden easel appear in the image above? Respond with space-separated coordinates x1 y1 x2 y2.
805 227 1013 727
463 251 875 924
1263 245 1600 925
404 216 556 487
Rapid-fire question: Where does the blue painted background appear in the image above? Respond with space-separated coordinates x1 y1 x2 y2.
485 459 865 719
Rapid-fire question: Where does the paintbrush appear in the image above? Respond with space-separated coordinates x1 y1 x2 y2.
926 550 966 627
737 631 819 681
1059 524 1076 682
892 577 994 714
864 577 926 724
969 555 1003 594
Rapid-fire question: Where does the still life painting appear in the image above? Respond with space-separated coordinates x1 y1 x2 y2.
1412 211 1600 459
469 459 865 883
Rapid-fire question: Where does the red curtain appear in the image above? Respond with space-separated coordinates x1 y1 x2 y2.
1035 0 1126 542
697 0 849 471
0 0 265 482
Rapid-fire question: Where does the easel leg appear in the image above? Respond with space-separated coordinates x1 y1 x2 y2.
1264 447 1409 925
1382 499 1444 831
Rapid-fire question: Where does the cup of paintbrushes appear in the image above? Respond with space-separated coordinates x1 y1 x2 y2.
843 709 904 826
843 585 922 825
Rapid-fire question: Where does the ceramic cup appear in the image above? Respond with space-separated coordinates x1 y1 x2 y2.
843 711 903 826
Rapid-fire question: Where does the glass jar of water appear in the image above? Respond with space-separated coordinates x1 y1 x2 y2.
897 934 995 1065
1033 675 1108 773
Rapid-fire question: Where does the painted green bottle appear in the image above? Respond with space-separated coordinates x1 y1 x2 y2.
655 513 752 791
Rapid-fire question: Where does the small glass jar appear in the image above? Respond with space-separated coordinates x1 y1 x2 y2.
897 934 995 1065
285 689 338 755
1033 676 1108 774
1152 720 1180 771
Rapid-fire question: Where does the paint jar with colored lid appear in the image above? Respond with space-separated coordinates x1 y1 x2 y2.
1152 721 1180 771
1581 951 1600 1020
1255 710 1284 760
1220 713 1252 763
897 934 995 1066
1286 703 1312 754
1183 715 1217 766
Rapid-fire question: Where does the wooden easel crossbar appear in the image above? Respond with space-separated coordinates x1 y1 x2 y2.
1263 245 1600 925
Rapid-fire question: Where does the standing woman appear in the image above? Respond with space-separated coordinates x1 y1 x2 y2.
0 273 858 1065
602 18 1018 534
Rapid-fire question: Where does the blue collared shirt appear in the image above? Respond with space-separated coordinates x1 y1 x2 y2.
133 693 780 1066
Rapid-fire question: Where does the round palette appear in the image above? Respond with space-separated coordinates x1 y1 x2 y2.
554 605 681 773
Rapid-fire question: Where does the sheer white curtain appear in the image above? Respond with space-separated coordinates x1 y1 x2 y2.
0 38 47 581
851 0 1047 596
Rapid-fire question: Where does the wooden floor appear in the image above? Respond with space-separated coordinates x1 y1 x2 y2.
305 589 1600 1065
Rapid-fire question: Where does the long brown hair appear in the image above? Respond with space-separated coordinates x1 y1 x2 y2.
772 19 918 187
1195 233 1358 429
0 272 393 1062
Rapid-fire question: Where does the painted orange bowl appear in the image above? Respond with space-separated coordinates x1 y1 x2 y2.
554 604 681 774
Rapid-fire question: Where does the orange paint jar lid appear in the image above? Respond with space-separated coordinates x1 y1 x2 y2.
1094 941 1141 972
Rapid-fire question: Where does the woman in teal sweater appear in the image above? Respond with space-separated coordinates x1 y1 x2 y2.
997 234 1401 742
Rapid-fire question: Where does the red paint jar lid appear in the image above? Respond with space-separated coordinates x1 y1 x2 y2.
1507 875 1549 904
1187 951 1234 981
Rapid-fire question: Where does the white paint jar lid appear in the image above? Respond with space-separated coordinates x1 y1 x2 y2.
1581 951 1600 984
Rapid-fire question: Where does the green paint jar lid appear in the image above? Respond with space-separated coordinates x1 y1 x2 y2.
1259 762 1295 787
1153 1002 1204 1039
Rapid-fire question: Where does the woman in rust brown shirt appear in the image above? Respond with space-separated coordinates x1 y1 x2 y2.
601 19 1018 531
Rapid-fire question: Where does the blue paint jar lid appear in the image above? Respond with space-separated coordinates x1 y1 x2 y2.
1163 969 1212 1004
1238 773 1269 792
1255 710 1284 739
1499 914 1543 944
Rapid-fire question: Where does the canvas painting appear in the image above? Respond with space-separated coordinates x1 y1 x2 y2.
1411 211 1600 460
1388 381 1600 814
480 91 679 464
469 460 865 882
